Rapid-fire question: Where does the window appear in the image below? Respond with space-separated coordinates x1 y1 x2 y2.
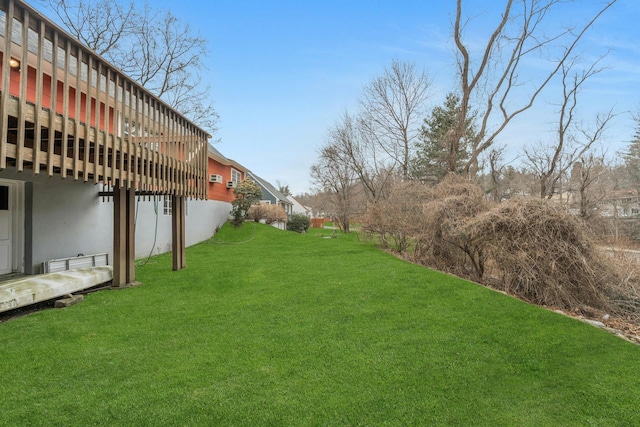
163 197 188 216
231 168 242 185
163 198 172 216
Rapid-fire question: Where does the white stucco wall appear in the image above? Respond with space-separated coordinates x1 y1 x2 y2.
0 168 231 274
31 178 113 273
134 198 231 259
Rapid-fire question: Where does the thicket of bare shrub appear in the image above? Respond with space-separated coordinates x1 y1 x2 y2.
603 255 640 324
412 175 490 279
248 204 287 225
364 175 640 325
361 181 431 251
462 198 611 311
248 204 269 222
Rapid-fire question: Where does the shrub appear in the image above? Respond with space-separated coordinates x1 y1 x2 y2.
463 198 611 311
411 174 612 313
287 213 311 233
412 174 489 277
248 203 287 225
248 204 269 222
263 204 287 224
230 179 262 226
361 180 432 252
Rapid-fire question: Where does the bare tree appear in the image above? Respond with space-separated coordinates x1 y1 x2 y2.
39 0 219 134
310 141 361 234
40 0 136 54
359 60 431 180
524 58 616 199
450 0 617 176
328 111 396 204
524 127 612 201
571 153 609 219
486 145 506 202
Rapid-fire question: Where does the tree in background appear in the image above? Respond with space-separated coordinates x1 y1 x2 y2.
310 139 362 233
276 182 292 197
484 145 507 202
411 93 474 184
570 153 610 220
359 60 431 180
622 116 640 191
449 0 617 176
523 58 615 200
38 0 219 134
230 179 262 227
332 112 396 204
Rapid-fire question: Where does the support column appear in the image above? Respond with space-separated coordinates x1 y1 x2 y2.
113 183 140 288
171 195 186 270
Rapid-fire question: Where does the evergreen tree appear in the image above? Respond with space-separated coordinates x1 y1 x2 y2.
278 184 292 197
410 93 475 184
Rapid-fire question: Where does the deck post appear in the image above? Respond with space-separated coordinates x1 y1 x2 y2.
171 195 186 270
113 183 139 287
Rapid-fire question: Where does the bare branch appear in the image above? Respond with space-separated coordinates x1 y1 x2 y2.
359 60 431 179
38 0 218 135
450 0 618 176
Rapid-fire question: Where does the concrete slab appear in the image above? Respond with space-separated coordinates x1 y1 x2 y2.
0 266 113 313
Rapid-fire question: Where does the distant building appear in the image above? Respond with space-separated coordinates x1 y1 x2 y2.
287 195 312 217
245 171 293 229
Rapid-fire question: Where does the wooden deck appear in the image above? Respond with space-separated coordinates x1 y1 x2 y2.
0 0 209 285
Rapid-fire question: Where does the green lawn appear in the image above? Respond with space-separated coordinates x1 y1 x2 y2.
1 223 639 426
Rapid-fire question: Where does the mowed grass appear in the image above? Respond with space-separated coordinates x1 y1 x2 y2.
1 223 640 426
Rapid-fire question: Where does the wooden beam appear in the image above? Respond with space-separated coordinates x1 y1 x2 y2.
125 185 136 285
0 0 14 169
171 195 186 270
16 5 29 172
47 30 58 177
33 18 45 176
113 183 140 288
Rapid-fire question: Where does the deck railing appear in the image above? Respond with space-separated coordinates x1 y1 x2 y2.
0 0 208 199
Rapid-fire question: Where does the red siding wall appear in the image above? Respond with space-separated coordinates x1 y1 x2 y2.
207 157 243 202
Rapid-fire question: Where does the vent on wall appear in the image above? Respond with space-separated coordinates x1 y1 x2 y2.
226 181 237 188
43 253 109 273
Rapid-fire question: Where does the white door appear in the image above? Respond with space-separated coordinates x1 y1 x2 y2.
0 184 11 275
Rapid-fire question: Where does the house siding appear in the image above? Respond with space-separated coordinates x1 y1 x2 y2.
207 158 241 203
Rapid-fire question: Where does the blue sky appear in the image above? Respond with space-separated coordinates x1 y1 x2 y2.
40 0 640 194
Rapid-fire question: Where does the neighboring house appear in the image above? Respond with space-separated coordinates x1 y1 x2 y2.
597 189 640 218
551 188 640 218
245 171 293 229
287 195 311 217
207 145 246 202
0 0 208 286
132 144 248 259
